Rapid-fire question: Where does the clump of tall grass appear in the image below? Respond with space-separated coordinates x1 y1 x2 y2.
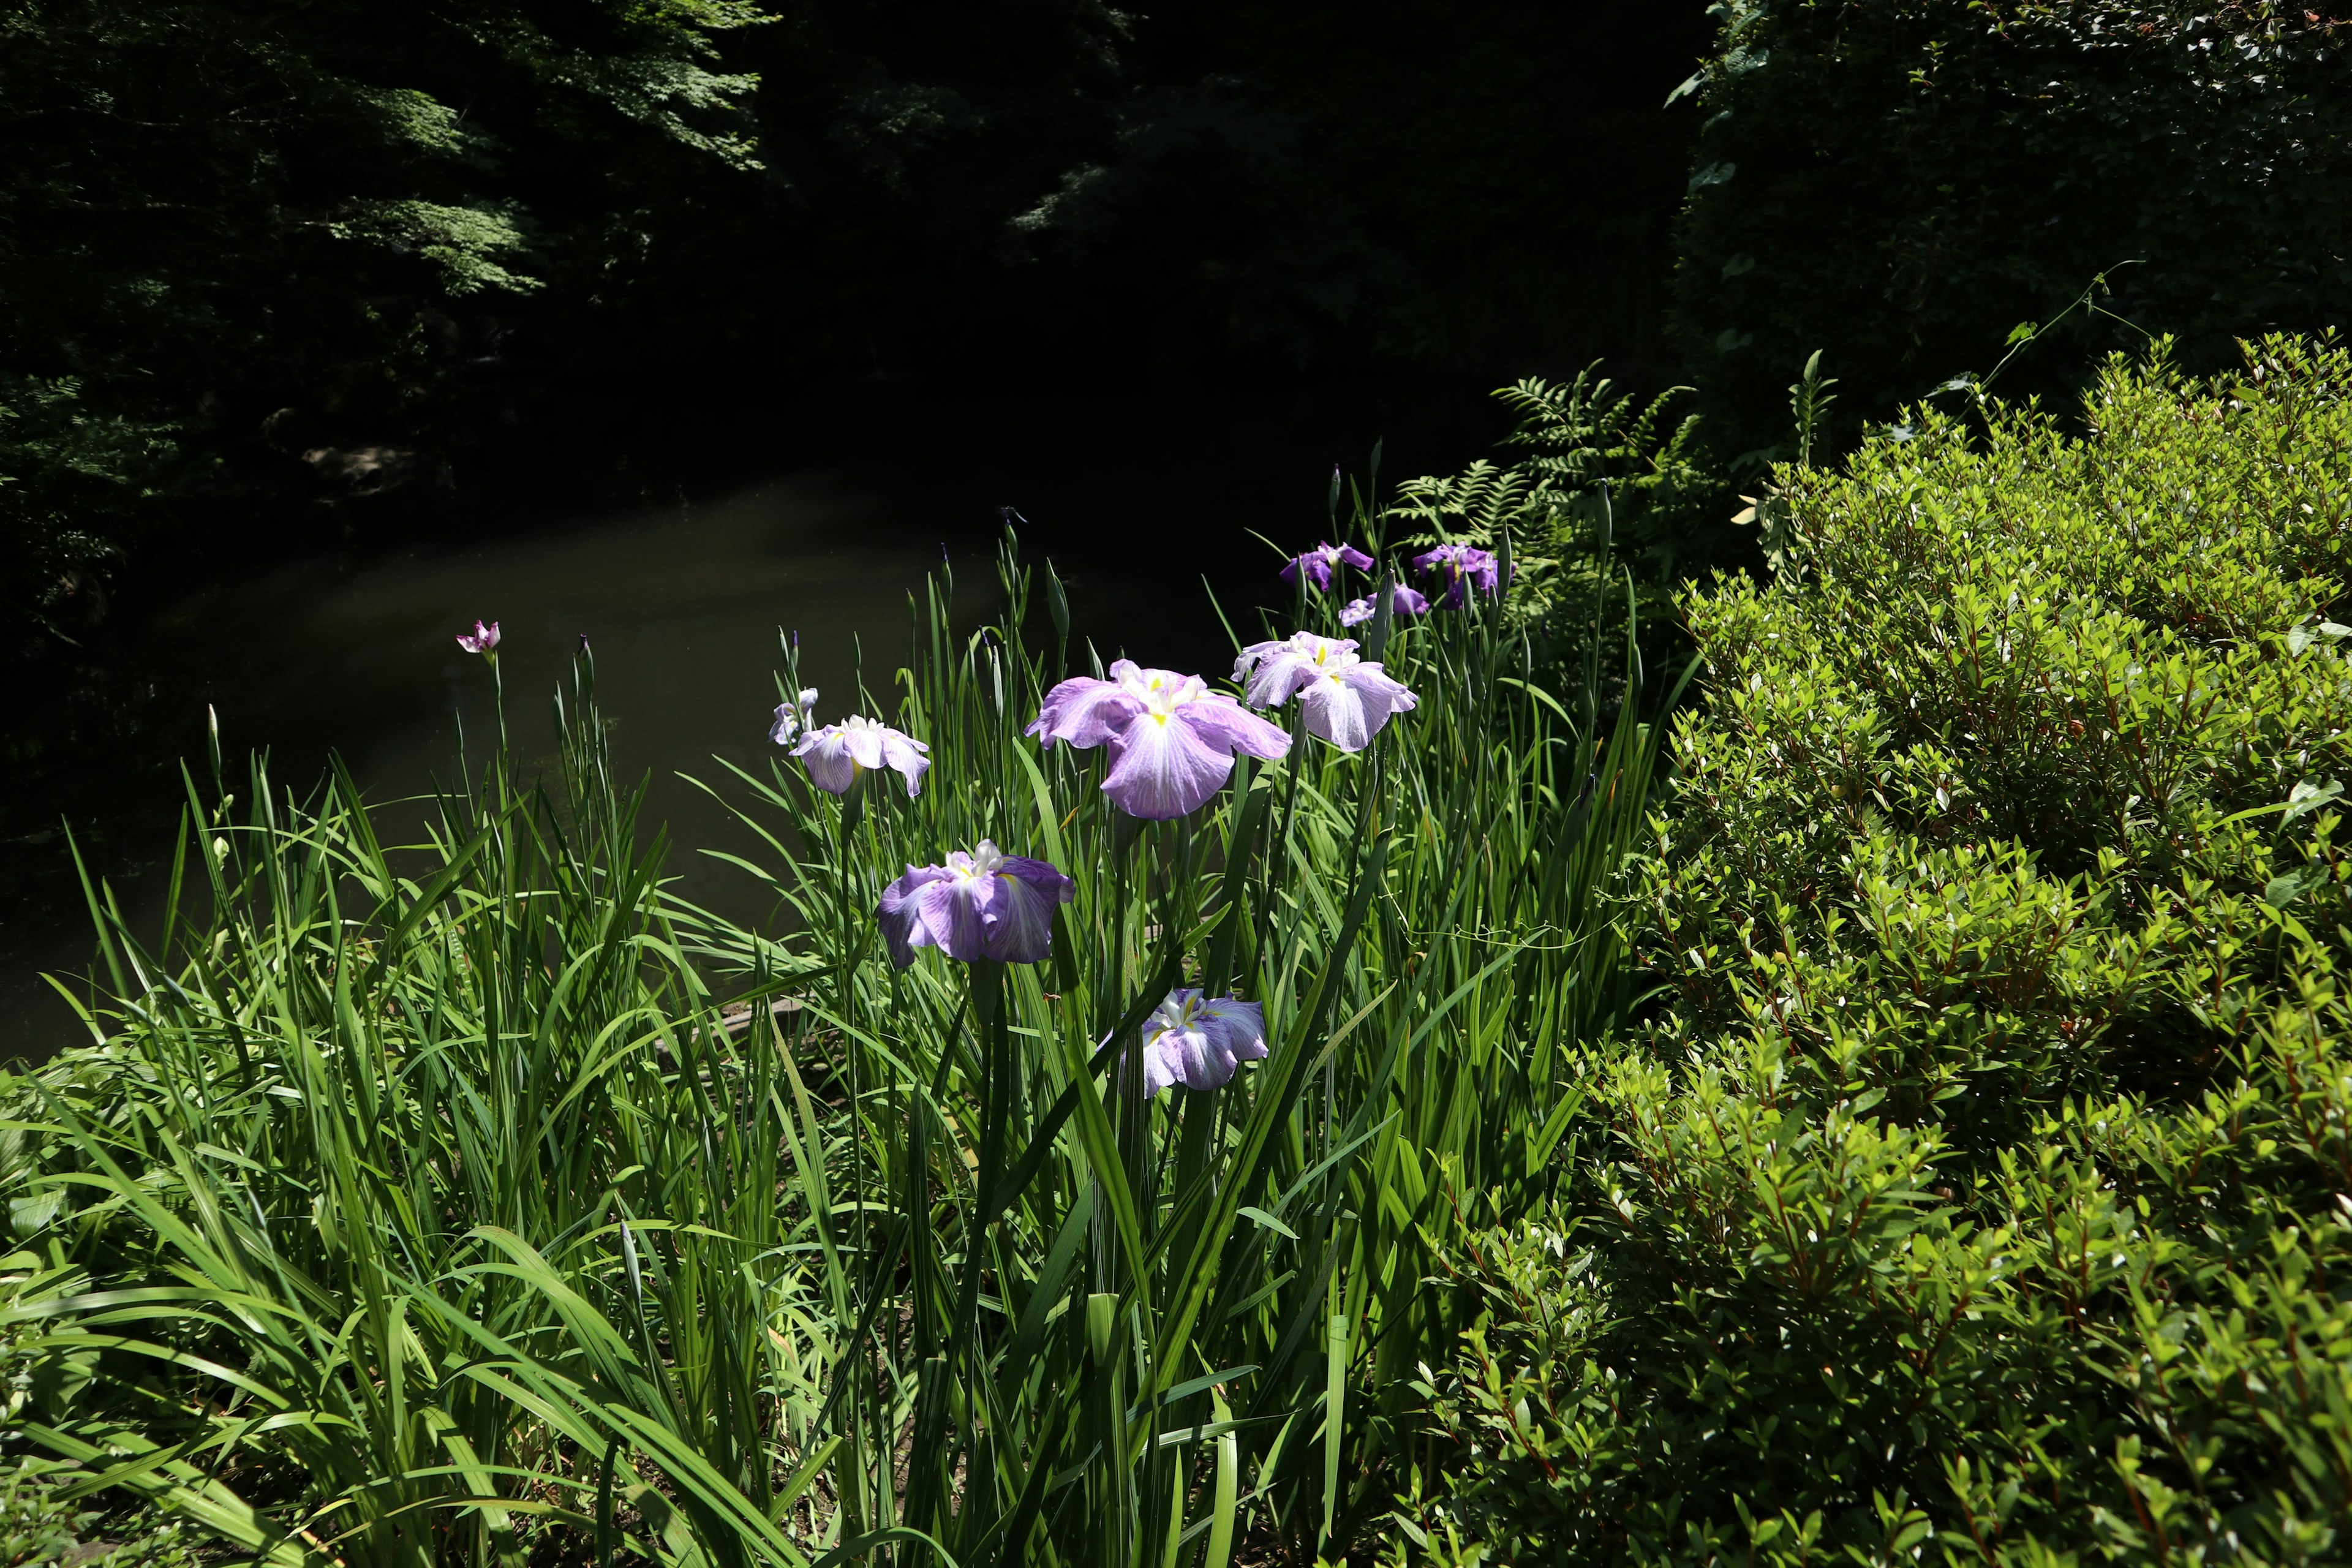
1 486 1679 1566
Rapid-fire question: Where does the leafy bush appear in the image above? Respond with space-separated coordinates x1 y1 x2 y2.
0 1461 197 1568
1397 336 2352 1563
1674 1 2352 456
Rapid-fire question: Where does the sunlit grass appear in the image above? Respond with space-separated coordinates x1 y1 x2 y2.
1 504 1681 1567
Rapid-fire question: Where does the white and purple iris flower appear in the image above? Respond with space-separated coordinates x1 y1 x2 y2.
878 840 1076 968
1279 540 1376 594
1135 989 1268 1095
1338 583 1431 628
455 619 501 654
1411 543 1503 608
793 714 932 797
769 687 820 747
1027 660 1291 819
1235 632 1418 753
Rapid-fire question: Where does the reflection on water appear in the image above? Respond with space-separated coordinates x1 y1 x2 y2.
1 473 1003 1057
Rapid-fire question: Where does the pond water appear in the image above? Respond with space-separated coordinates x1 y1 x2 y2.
0 372 1504 1057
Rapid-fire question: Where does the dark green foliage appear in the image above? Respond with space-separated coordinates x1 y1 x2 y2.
0 1463 197 1568
0 0 763 627
1391 365 1725 673
1673 1 2352 457
1396 337 2352 1563
968 2 1715 378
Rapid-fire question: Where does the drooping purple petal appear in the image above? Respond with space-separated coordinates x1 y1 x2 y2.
878 864 954 968
880 730 932 797
1174 693 1293 761
981 854 1076 962
1028 674 1144 748
1102 710 1239 820
1302 662 1417 752
876 843 1074 968
792 715 929 797
1197 997 1268 1066
791 726 861 794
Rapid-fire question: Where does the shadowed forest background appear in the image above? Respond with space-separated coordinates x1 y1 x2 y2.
7 0 2346 853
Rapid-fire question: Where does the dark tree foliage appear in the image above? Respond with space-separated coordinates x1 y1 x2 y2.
1672 1 2352 458
0 0 764 641
0 1 1715 653
991 1 1716 380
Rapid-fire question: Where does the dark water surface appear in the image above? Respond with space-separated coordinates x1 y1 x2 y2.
0 371 1509 1057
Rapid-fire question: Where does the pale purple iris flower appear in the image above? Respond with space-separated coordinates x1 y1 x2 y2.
1027 660 1291 819
878 840 1076 967
1234 631 1418 753
1134 989 1268 1095
1411 543 1502 608
1280 541 1376 594
1338 583 1431 628
793 714 932 797
455 620 501 654
769 687 820 746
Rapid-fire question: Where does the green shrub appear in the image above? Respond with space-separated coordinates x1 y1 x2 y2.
1674 1 2352 456
1396 336 2352 1564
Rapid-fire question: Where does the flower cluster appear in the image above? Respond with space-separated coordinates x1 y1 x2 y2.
1235 632 1417 752
879 840 1076 968
1136 989 1267 1095
456 620 501 654
1270 538 1503 616
1028 660 1291 819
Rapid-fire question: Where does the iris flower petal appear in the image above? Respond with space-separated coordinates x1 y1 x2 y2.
792 714 930 797
1102 711 1237 820
1134 989 1269 1095
876 843 1074 968
1199 997 1268 1065
1235 631 1417 753
981 854 1076 962
791 728 861 794
1175 693 1294 761
878 864 953 967
1028 674 1145 748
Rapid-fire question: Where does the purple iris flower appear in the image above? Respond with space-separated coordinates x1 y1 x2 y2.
1235 631 1419 753
1279 541 1376 594
878 840 1076 967
793 714 932 797
769 687 820 746
455 620 501 654
1027 660 1291 820
1134 989 1268 1095
1410 543 1503 608
1338 583 1431 628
